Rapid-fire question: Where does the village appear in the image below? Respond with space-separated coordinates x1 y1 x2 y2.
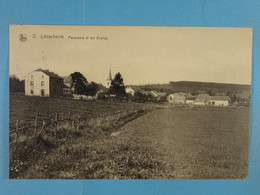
9 68 251 179
16 68 245 107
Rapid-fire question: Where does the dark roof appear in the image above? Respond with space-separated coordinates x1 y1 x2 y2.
97 83 108 92
197 94 209 98
62 83 70 88
169 92 186 97
208 96 231 101
35 69 63 79
195 94 209 102
62 76 72 83
186 96 196 100
172 96 186 101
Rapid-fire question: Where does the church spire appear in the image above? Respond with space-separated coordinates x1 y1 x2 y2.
107 68 112 80
106 68 112 88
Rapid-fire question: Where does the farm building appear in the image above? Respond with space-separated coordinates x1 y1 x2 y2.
139 90 150 96
208 96 231 106
167 92 186 103
25 69 64 97
194 94 210 105
125 87 135 96
186 96 196 104
150 91 167 100
62 76 73 96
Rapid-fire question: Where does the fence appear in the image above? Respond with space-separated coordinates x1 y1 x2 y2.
9 104 164 147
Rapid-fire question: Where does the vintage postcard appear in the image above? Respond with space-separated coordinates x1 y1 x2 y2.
9 25 252 179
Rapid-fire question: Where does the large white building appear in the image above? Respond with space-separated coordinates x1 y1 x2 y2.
25 69 64 97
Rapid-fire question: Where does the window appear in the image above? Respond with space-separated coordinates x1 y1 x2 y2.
31 75 33 79
41 81 44 86
41 89 45 96
42 75 44 79
30 89 34 95
30 81 34 86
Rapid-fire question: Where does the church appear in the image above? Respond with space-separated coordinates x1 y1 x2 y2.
106 69 112 88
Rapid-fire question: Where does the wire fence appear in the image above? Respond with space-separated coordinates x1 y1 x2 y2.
9 104 166 147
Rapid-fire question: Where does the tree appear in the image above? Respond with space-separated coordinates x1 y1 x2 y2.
231 94 238 103
109 72 126 98
133 91 146 102
70 72 88 95
226 91 232 97
9 75 25 93
207 90 213 96
86 82 99 96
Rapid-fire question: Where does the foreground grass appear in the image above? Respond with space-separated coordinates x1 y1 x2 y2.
10 110 153 179
10 106 250 179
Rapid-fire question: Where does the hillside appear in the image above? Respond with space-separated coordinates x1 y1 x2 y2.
130 81 251 99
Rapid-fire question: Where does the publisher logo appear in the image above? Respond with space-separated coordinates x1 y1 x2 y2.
19 33 27 42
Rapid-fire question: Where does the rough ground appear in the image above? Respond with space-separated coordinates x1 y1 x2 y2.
108 107 250 179
13 106 250 179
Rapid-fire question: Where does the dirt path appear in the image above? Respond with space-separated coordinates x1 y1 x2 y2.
111 108 199 178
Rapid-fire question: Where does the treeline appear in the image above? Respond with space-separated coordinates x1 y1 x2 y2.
132 81 251 99
169 81 251 95
9 75 25 93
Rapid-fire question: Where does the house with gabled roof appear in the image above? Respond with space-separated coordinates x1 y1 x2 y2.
25 68 64 97
186 96 196 105
150 90 167 100
167 92 187 104
125 87 135 96
194 94 210 105
62 75 74 96
208 96 231 106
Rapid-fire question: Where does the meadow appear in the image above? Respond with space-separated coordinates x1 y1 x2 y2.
9 95 250 179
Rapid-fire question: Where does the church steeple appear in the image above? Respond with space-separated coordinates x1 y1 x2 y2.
106 68 112 88
107 68 112 80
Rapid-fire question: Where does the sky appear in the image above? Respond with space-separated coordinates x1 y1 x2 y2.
9 25 253 86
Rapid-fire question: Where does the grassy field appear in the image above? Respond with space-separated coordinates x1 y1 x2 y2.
9 95 156 178
9 95 152 127
9 95 250 179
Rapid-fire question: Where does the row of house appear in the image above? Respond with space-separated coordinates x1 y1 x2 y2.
25 69 231 106
167 93 231 106
126 87 231 106
125 87 167 100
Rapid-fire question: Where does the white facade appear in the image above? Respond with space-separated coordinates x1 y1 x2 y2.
209 100 229 106
186 99 195 104
106 79 111 88
106 69 112 88
126 87 135 96
194 101 206 106
25 71 50 96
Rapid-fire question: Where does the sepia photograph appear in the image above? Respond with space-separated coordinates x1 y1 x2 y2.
9 25 252 179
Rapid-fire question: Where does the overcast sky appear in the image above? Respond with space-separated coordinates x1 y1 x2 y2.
10 25 252 85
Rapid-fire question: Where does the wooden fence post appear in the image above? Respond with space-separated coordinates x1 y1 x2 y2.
68 112 71 130
37 120 46 138
55 113 58 137
26 122 29 141
34 113 38 139
76 115 80 130
15 119 19 144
